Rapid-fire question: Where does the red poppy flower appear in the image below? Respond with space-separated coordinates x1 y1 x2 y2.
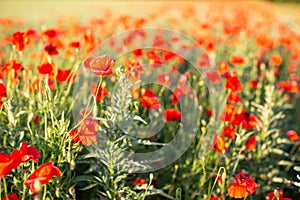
227 93 241 103
228 172 258 198
163 51 177 62
43 29 58 39
269 54 283 67
37 63 53 75
24 162 61 194
197 52 211 68
84 54 115 76
287 130 299 141
12 32 26 51
209 197 220 200
157 72 172 87
0 150 22 178
163 109 181 122
19 142 40 162
140 89 160 110
90 82 108 101
206 70 222 84
223 125 236 139
133 49 143 57
214 173 223 182
249 80 258 89
0 83 7 99
56 69 71 83
225 75 243 92
134 179 147 190
229 54 245 65
77 117 99 146
246 136 257 151
69 129 81 143
267 188 293 200
69 42 80 49
206 109 213 118
210 134 228 154
218 61 230 77
44 43 59 56
1 193 20 200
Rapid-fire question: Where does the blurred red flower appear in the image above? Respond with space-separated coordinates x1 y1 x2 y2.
217 61 230 77
222 125 236 139
19 142 40 162
56 69 71 83
228 172 258 198
37 63 53 75
1 193 20 200
44 43 59 56
229 54 245 65
84 54 115 76
163 109 181 122
12 32 26 51
246 136 257 151
267 188 292 200
0 83 7 99
287 130 299 141
140 89 160 110
225 75 243 92
90 82 108 101
157 72 172 87
210 134 228 154
206 70 222 84
0 150 22 178
269 54 283 67
24 162 61 194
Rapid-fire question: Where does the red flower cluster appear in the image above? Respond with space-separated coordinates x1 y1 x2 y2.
69 111 99 146
0 142 60 195
228 172 258 199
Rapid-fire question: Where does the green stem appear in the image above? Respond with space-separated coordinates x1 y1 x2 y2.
3 178 8 200
42 184 47 200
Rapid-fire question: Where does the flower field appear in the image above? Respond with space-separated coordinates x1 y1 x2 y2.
0 1 300 200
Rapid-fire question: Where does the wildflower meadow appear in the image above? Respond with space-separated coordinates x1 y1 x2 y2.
0 1 299 200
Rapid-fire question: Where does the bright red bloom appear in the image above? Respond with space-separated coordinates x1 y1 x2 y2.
217 61 230 77
19 142 40 162
0 83 7 99
69 129 81 143
140 89 160 110
56 69 70 83
225 75 243 92
43 29 58 39
229 54 245 65
134 178 147 190
24 162 61 194
37 63 53 75
206 70 222 84
267 188 292 200
163 109 181 122
77 117 99 146
84 54 115 76
44 43 59 56
210 134 228 154
1 193 20 200
246 136 257 151
227 93 241 103
269 54 283 67
90 82 108 101
0 150 22 178
12 32 26 51
228 172 258 198
287 130 299 141
223 125 236 139
209 197 220 200
69 42 80 49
